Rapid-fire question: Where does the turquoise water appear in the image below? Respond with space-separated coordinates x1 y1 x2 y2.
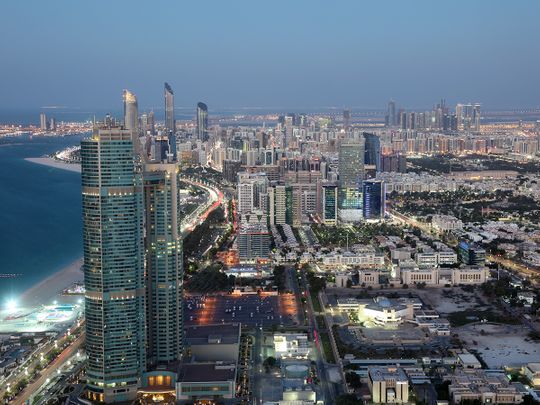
0 134 85 302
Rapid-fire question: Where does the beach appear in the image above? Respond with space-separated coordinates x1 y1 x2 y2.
20 258 84 307
25 157 81 173
22 156 83 306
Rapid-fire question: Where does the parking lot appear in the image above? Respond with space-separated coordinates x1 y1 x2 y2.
184 293 299 327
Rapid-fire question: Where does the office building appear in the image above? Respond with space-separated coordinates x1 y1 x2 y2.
123 89 139 133
81 125 146 403
268 184 293 225
196 102 209 141
40 112 47 130
164 82 175 133
362 180 385 220
343 109 350 129
448 369 523 404
143 163 183 367
363 132 381 171
338 138 364 220
368 367 409 404
387 99 396 126
49 117 57 131
237 221 270 262
458 241 486 265
273 333 311 359
321 182 338 225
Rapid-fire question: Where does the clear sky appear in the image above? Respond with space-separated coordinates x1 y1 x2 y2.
1 0 539 110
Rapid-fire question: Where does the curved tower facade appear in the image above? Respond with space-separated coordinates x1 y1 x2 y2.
196 101 208 141
164 82 175 133
81 126 146 403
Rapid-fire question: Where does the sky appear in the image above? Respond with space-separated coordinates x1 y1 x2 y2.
1 0 539 111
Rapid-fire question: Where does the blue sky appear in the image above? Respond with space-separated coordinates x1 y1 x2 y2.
1 0 539 110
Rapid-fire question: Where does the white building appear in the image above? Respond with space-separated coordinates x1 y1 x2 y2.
273 334 311 359
431 214 463 232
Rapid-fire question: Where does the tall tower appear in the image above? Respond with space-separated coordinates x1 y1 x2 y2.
388 99 396 126
338 138 364 221
143 163 183 367
123 89 139 133
40 112 48 130
164 82 175 133
362 180 386 220
196 102 209 141
81 125 146 403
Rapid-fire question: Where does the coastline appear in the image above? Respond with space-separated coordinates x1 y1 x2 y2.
22 156 83 307
25 157 81 173
21 258 84 307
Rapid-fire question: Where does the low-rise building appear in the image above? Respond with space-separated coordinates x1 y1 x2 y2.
274 333 311 359
176 362 237 400
524 363 540 387
431 215 463 232
448 370 523 404
368 367 409 404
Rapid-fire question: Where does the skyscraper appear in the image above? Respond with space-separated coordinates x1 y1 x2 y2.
40 112 47 130
143 163 183 367
388 99 396 126
321 182 338 225
338 138 364 220
343 109 351 130
164 82 175 133
362 180 386 220
196 102 209 141
81 125 146 403
363 132 381 171
123 89 139 133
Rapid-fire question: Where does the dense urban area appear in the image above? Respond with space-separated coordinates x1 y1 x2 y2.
2 92 540 405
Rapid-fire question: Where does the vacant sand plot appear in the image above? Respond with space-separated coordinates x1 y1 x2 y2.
458 323 540 368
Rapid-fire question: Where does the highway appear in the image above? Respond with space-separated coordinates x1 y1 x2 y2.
180 176 224 236
13 333 85 405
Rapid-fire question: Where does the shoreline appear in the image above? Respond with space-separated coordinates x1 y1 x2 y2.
22 157 83 307
25 157 81 173
20 257 84 308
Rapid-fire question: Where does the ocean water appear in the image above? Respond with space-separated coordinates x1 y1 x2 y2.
0 134 85 302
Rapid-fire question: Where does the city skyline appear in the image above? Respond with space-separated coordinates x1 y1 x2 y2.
1 0 540 110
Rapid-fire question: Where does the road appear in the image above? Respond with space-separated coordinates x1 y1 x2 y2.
12 333 85 405
0 319 84 403
180 176 225 236
301 269 336 404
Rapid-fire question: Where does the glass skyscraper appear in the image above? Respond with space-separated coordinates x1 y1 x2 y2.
123 89 139 133
196 102 208 141
338 138 364 217
164 82 175 133
81 126 146 403
143 163 184 367
362 179 386 220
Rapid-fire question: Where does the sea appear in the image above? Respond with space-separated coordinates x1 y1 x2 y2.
0 133 85 301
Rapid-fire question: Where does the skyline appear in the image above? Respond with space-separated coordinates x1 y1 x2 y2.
1 1 540 110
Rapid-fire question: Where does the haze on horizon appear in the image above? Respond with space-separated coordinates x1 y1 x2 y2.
1 0 539 111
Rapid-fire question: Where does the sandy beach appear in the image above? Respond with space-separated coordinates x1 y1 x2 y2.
20 258 84 308
25 157 81 173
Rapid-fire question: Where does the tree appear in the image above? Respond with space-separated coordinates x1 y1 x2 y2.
345 372 362 389
263 356 277 373
336 394 363 405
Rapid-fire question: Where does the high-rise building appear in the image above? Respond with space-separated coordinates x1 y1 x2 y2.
473 103 481 132
362 180 386 220
164 82 175 133
123 89 139 133
363 132 381 171
197 102 209 141
81 126 146 403
40 112 47 130
343 109 351 130
338 138 364 219
387 99 396 126
49 117 57 131
143 163 183 367
321 182 338 225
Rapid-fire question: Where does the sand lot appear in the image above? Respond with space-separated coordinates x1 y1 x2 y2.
415 287 491 315
457 323 540 368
